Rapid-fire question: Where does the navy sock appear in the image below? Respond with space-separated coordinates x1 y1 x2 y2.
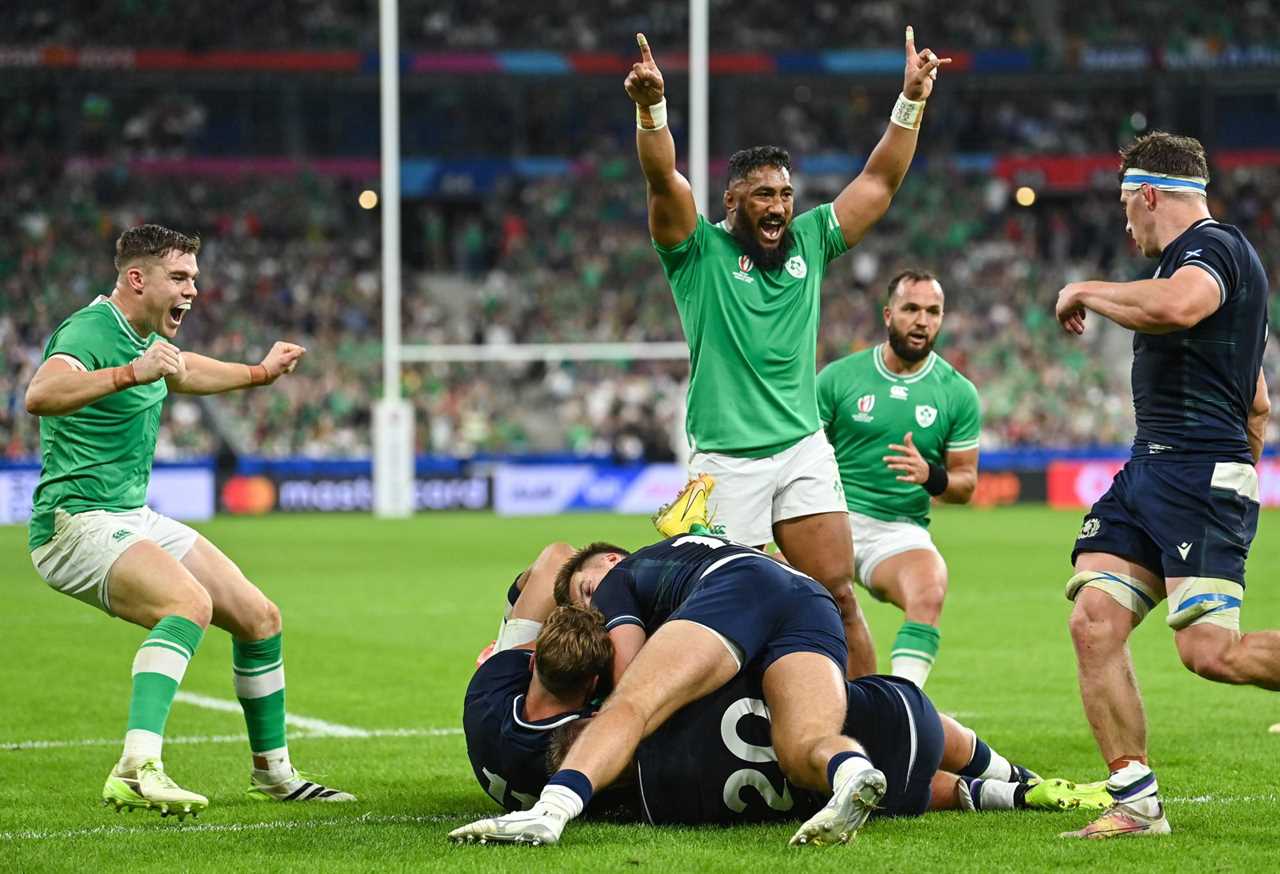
959 737 993 778
547 769 594 808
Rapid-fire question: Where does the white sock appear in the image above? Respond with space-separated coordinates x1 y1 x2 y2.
975 780 1019 811
252 746 294 783
979 750 1014 782
538 784 585 821
1107 760 1159 812
833 754 875 791
120 729 163 769
890 656 932 688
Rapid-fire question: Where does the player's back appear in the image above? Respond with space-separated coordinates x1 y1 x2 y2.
462 648 590 812
1132 218 1269 463
604 535 764 633
633 671 823 825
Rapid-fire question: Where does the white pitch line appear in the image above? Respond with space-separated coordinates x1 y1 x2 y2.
0 811 471 842
173 691 371 737
3 726 461 752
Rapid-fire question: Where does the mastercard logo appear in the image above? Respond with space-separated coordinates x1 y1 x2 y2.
221 476 276 515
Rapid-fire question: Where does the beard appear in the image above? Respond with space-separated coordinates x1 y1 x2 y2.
887 321 936 363
729 210 793 271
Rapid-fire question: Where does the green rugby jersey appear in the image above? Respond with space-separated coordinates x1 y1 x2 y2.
29 296 166 550
654 204 848 457
818 344 980 527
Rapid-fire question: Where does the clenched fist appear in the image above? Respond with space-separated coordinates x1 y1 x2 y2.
133 341 183 384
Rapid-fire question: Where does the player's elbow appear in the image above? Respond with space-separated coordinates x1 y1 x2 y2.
24 384 53 416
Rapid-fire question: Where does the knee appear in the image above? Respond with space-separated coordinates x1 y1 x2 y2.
1067 594 1128 657
245 597 283 640
161 581 213 630
903 575 948 622
1175 631 1241 684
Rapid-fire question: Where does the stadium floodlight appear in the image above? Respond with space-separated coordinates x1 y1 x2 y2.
374 0 415 518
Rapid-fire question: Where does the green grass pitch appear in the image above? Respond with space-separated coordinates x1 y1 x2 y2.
2 507 1278 872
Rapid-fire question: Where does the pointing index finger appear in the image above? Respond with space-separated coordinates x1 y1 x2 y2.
905 24 916 58
637 32 653 63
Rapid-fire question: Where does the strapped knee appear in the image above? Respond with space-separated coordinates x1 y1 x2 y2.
1166 577 1243 632
1065 570 1160 623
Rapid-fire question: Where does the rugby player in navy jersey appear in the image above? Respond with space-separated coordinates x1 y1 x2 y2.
462 603 611 813
548 670 1109 826
451 534 887 847
1054 132 1280 838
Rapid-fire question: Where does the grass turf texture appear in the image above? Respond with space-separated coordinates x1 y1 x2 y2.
2 507 1278 873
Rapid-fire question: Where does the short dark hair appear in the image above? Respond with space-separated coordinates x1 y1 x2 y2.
114 224 201 271
533 605 613 698
1119 132 1209 187
553 542 631 607
886 269 940 303
727 145 792 186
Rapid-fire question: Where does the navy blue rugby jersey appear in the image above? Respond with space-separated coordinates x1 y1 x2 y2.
462 648 591 811
633 670 824 825
1131 218 1268 463
590 535 763 634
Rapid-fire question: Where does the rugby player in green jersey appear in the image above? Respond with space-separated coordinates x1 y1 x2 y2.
628 27 949 678
818 270 980 688
25 225 354 818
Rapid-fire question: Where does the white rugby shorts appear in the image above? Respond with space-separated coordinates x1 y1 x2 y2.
849 511 939 597
689 430 846 547
31 507 199 616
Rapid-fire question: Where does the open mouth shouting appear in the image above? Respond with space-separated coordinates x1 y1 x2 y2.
758 216 786 245
166 301 192 331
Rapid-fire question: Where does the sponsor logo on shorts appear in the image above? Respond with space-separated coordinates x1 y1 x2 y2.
915 404 938 428
112 529 132 542
1079 518 1101 539
733 255 755 284
784 256 807 279
853 394 875 423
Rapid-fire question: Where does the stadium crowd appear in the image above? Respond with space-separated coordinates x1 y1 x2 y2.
4 152 1279 462
9 0 1280 55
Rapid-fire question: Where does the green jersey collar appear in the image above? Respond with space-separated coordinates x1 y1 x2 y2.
873 343 937 383
94 294 150 347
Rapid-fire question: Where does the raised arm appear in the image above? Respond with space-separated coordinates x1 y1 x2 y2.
26 341 181 416
832 26 949 249
626 33 697 247
167 341 305 395
1249 368 1270 464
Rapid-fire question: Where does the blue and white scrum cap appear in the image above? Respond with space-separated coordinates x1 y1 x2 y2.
1121 167 1208 194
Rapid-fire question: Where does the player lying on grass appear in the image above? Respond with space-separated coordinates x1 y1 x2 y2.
23 224 353 818
547 668 1110 826
453 533 896 848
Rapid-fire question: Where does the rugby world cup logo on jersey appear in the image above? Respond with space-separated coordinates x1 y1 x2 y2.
915 405 938 428
853 393 875 423
733 255 755 284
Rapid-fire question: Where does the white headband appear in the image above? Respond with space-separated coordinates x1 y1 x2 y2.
1121 167 1207 194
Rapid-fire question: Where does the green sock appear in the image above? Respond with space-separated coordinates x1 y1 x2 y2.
890 620 941 688
123 615 204 764
233 633 287 756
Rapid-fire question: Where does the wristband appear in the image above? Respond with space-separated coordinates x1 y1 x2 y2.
111 363 138 391
923 462 949 497
249 364 270 386
889 93 926 131
637 99 668 131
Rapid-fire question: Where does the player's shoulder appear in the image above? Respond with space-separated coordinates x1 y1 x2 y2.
55 297 116 332
1178 219 1253 260
465 647 532 699
930 352 976 390
789 202 837 234
819 347 875 379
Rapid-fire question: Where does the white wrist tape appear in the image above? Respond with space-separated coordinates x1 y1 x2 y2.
890 93 926 130
637 99 668 131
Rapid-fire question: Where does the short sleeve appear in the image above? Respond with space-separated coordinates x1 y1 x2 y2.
44 314 111 371
590 567 644 632
789 203 849 266
652 215 709 291
946 378 982 452
817 363 838 429
1180 227 1242 309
